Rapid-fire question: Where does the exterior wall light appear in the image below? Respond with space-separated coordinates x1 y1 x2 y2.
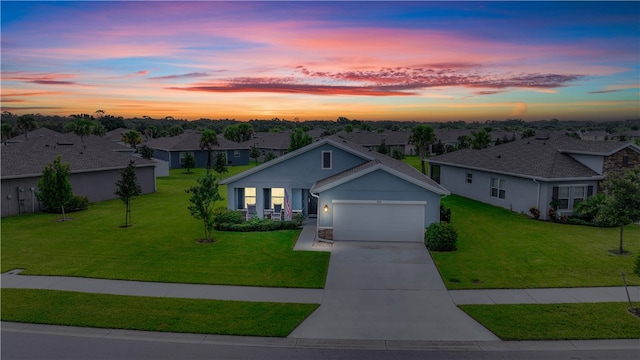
323 205 329 212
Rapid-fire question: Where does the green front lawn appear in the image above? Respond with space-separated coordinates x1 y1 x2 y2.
434 195 640 289
1 289 317 337
460 302 640 340
1 167 330 288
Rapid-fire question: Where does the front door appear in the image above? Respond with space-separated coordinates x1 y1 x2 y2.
307 191 318 217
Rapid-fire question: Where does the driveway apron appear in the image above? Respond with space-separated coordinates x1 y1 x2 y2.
289 241 498 341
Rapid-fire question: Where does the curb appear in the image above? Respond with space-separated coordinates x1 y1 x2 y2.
3 322 639 352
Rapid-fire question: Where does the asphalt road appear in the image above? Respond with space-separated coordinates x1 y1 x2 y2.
3 331 639 360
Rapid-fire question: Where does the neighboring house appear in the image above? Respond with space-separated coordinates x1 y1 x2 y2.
240 131 293 161
429 134 640 220
1 133 156 217
3 127 62 145
220 136 449 242
335 130 415 155
104 127 129 145
581 130 610 141
144 130 250 169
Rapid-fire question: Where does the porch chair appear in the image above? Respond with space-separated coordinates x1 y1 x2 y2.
272 203 282 221
246 204 256 221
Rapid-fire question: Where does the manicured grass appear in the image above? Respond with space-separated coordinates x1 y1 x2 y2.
1 167 330 288
433 195 640 289
1 289 318 337
460 302 640 340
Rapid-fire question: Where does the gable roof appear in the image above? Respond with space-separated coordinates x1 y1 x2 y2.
429 134 639 181
221 135 449 195
1 134 155 179
144 130 249 151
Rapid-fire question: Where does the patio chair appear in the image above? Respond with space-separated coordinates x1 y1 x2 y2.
246 204 256 221
272 204 282 221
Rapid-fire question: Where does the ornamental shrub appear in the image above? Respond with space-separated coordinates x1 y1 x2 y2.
213 208 244 225
425 222 458 252
529 206 541 220
440 204 452 223
634 254 640 277
44 194 88 213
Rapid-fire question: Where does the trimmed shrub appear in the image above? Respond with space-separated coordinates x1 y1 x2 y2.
440 205 452 223
213 208 244 225
215 219 301 232
44 194 88 213
425 222 458 252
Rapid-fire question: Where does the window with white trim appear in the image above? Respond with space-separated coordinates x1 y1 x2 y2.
271 188 284 207
556 185 587 210
491 177 506 199
244 187 256 208
322 151 332 169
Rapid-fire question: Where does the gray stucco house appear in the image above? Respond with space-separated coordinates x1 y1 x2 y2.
220 136 449 242
429 134 640 220
145 130 250 169
1 131 156 217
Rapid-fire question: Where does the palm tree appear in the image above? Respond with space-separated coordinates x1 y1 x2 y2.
471 129 492 149
409 124 435 175
1 122 15 145
16 114 37 140
121 130 142 149
67 118 106 145
199 129 219 170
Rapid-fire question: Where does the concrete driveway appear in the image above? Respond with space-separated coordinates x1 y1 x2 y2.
289 241 498 341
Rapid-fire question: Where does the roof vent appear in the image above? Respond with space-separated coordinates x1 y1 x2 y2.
535 134 550 140
497 154 502 159
57 141 74 146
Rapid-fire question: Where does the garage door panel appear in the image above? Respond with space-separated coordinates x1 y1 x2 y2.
333 201 425 242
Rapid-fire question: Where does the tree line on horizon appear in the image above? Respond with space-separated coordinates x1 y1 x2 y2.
2 110 639 143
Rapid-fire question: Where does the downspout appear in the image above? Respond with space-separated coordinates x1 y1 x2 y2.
532 179 540 210
310 191 320 240
30 187 35 213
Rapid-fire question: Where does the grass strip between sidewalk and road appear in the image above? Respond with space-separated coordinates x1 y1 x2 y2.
460 302 640 340
1 289 319 337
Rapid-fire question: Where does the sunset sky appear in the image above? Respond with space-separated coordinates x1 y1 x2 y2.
2 1 639 122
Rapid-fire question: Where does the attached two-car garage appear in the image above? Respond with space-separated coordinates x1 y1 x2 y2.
331 200 427 242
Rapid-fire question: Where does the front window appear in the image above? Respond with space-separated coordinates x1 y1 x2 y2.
491 177 506 199
572 186 585 207
271 188 284 208
556 185 587 210
557 186 570 209
466 172 473 184
244 187 256 208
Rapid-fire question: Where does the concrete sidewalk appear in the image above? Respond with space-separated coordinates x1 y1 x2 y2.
451 286 640 305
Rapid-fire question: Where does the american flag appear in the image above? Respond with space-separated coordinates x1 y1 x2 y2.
284 188 292 219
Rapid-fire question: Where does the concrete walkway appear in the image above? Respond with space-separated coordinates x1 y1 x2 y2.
2 218 639 344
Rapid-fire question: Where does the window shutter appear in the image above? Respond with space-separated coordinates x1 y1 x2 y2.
263 188 271 209
552 186 559 199
237 188 245 209
587 186 593 197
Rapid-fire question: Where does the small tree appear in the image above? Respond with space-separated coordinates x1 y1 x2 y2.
213 152 229 179
36 156 73 221
376 139 388 155
181 152 195 173
596 166 640 254
409 124 435 174
288 128 312 152
264 152 277 162
250 144 261 165
17 114 37 140
185 171 223 242
138 144 155 160
115 160 142 227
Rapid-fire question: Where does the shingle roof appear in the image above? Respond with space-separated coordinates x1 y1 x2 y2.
429 134 637 180
312 136 448 194
335 130 411 146
1 134 155 179
144 130 249 151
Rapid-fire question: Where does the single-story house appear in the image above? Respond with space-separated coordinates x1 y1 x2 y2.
335 130 415 155
220 136 450 242
1 132 156 217
145 130 250 169
428 134 640 220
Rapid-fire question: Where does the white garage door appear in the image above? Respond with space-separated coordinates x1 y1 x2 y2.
332 200 426 242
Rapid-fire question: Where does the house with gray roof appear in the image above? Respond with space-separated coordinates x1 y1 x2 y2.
335 130 414 155
1 132 156 217
220 136 449 242
429 134 640 220
144 130 250 169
